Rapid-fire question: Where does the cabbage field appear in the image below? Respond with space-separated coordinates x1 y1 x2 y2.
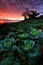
0 20 43 65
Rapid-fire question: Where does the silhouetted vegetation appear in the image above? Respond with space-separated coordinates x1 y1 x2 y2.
23 10 39 20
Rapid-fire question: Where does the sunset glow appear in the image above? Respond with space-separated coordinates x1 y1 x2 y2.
0 0 43 24
0 16 24 21
0 20 4 24
0 8 25 23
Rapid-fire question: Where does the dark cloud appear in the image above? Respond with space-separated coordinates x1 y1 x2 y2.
0 0 43 13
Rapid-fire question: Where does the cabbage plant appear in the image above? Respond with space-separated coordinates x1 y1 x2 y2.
0 27 42 65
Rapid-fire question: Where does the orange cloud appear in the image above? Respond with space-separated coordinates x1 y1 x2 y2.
0 8 24 21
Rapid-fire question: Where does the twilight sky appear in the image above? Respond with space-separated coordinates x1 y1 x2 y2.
0 0 43 21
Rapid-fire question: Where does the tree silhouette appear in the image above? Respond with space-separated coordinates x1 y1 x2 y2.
29 11 39 19
23 10 39 20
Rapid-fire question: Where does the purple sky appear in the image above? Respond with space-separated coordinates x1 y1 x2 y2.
0 0 43 12
0 0 43 20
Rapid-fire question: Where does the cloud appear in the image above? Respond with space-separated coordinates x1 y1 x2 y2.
0 0 43 19
0 0 43 11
